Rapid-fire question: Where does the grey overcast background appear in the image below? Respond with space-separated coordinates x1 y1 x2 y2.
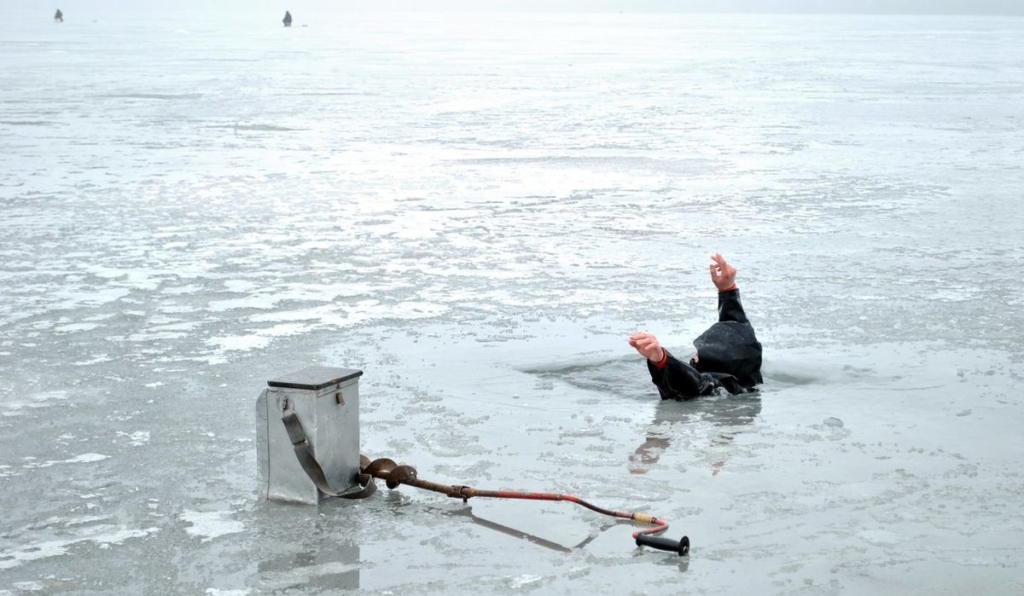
5 0 1024 14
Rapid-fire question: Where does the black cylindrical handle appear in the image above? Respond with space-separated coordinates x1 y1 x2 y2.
635 534 690 556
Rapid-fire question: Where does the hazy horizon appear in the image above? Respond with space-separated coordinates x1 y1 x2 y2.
8 0 1024 15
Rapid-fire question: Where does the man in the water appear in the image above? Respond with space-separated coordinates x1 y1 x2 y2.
629 253 762 399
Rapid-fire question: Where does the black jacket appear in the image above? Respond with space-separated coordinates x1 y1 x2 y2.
646 288 762 400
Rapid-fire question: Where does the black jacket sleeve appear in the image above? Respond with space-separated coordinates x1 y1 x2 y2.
717 288 749 324
646 350 715 400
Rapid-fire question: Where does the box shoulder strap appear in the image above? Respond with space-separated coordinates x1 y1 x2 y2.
281 409 376 499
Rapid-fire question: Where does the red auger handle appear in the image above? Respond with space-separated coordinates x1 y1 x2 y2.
635 534 690 556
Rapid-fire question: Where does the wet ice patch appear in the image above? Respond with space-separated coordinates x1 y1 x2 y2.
208 294 282 312
181 510 244 542
259 322 315 337
559 425 605 438
369 300 446 320
858 528 900 546
54 322 102 333
148 319 198 331
929 285 981 303
52 287 130 308
161 284 203 295
25 453 109 469
222 280 261 293
72 354 113 366
0 525 158 570
128 331 189 342
507 574 544 589
249 304 337 323
206 335 271 352
421 434 487 457
117 431 150 446
1 390 68 417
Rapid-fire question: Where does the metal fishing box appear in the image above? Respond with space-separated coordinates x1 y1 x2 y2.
256 366 363 504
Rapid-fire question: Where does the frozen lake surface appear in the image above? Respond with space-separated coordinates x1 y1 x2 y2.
2 10 1023 595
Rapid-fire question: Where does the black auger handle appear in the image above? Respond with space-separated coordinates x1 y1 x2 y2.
636 534 690 556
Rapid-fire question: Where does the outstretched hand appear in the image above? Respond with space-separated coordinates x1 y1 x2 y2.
709 253 737 292
629 332 665 363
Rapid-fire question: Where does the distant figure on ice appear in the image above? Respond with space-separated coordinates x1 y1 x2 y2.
54 9 64 22
629 253 763 399
282 11 292 27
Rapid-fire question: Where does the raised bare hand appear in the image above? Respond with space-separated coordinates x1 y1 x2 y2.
709 253 737 292
629 331 665 363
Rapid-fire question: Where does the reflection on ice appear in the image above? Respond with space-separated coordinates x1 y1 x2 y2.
446 505 626 555
630 396 762 476
248 504 362 592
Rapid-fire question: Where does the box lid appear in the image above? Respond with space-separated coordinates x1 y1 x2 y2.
267 366 363 390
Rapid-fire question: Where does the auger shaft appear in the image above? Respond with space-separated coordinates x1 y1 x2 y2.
360 456 689 555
